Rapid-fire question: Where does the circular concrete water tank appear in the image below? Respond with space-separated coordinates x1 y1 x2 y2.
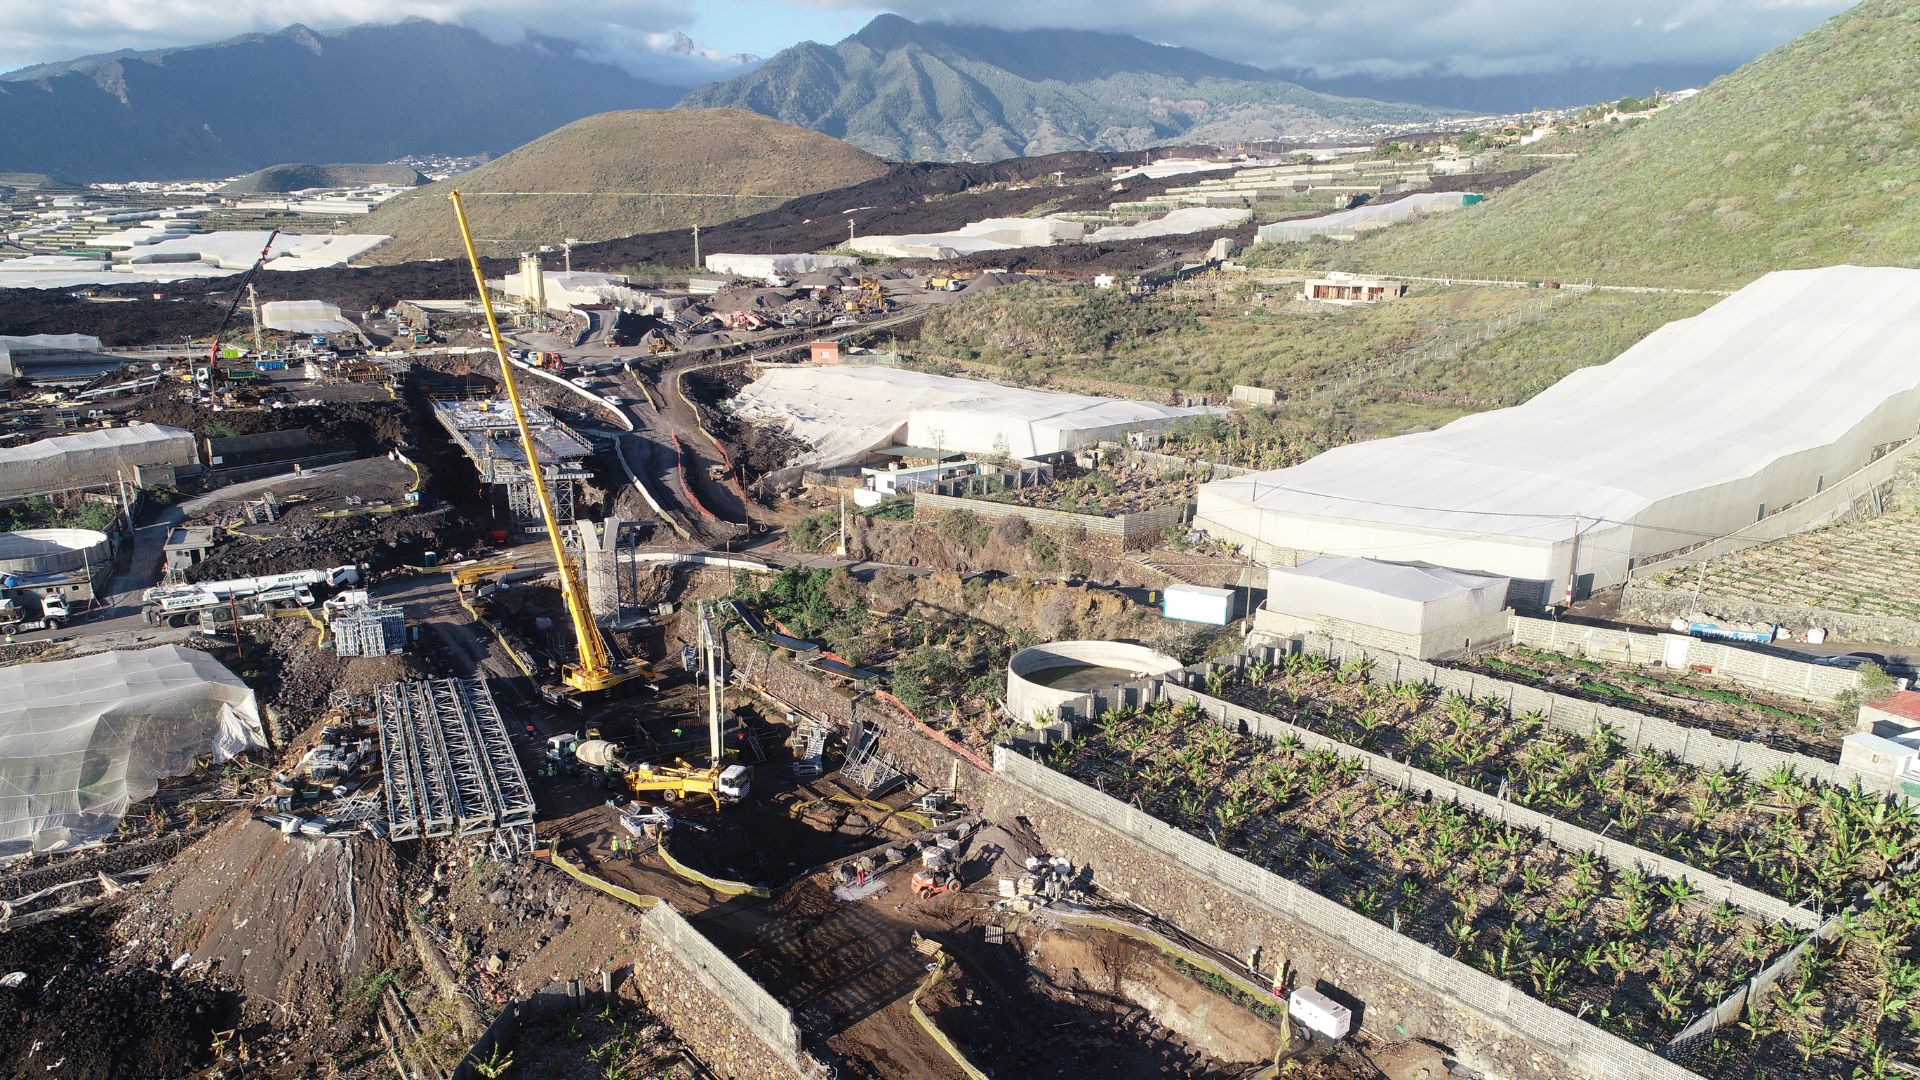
0 528 111 577
1007 640 1182 727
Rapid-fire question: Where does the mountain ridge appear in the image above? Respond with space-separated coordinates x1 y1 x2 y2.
1332 0 1920 290
680 15 1442 161
0 22 681 181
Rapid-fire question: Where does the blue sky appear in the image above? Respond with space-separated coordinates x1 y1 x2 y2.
689 0 877 58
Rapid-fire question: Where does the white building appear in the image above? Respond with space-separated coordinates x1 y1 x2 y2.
1259 557 1511 658
730 366 1218 467
1195 266 1920 605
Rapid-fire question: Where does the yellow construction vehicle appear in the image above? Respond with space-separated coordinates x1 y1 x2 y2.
451 561 516 592
561 602 748 807
450 189 654 695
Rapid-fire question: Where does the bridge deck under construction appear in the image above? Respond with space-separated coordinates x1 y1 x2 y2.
373 677 534 851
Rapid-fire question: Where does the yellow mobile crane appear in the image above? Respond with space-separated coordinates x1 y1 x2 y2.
450 190 651 694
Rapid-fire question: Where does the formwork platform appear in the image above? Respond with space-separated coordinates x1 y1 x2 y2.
373 678 534 851
430 399 593 534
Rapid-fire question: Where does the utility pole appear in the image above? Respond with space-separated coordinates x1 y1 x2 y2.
848 219 856 244
836 489 849 558
563 238 577 274
246 283 264 357
692 224 701 271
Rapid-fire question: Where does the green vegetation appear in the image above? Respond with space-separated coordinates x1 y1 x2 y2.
918 281 1711 466
1332 0 1920 288
731 568 873 663
1685 865 1920 1079
2 495 118 533
784 511 839 553
363 109 886 262
1211 654 1911 905
1165 956 1283 1023
1648 510 1920 622
1468 645 1850 757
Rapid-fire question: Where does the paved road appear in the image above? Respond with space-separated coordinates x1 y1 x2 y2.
98 463 360 615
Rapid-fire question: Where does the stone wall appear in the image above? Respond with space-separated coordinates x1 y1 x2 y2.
1620 585 1920 648
914 491 1190 551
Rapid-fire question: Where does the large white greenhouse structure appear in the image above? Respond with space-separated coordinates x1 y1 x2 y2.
1195 266 1920 605
731 366 1216 466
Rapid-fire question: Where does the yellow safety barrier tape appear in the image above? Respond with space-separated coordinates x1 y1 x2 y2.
547 849 662 911
907 953 992 1080
656 836 771 898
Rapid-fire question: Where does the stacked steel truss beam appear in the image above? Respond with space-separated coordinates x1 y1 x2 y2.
372 678 534 850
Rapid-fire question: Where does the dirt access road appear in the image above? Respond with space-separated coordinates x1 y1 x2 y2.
511 308 927 547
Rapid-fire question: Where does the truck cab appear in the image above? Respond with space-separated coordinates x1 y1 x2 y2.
717 764 752 802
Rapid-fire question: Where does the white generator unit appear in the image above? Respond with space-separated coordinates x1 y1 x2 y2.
1288 986 1352 1040
1163 584 1237 625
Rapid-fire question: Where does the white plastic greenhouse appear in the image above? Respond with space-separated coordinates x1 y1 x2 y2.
729 366 1217 466
1196 266 1920 601
0 646 264 855
1255 192 1480 243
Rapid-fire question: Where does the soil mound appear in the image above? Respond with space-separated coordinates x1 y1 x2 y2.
116 817 405 1068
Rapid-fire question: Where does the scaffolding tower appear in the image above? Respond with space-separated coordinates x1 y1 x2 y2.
332 602 407 657
373 678 534 851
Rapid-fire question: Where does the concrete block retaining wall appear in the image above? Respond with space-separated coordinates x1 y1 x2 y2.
1620 584 1920 649
1508 615 1862 703
913 491 1190 550
628 903 826 1080
989 741 1702 1080
1298 636 1893 796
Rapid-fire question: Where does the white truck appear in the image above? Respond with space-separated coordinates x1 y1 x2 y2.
143 565 359 627
0 592 70 633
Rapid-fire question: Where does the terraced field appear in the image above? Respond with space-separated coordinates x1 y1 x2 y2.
1649 509 1920 621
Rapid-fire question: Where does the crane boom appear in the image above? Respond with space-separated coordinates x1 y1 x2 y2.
450 189 627 692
